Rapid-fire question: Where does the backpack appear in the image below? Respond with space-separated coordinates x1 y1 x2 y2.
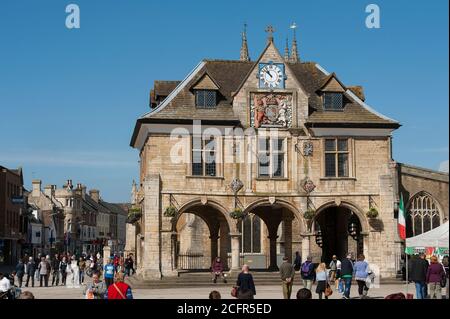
301 262 311 277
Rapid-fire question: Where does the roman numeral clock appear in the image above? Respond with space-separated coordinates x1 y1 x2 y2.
258 62 285 89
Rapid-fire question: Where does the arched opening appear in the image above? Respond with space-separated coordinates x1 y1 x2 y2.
312 205 364 264
406 192 442 238
173 203 231 272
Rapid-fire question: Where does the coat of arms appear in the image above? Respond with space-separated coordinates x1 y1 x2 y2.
251 93 292 128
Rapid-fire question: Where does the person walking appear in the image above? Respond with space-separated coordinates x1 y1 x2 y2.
236 264 256 299
103 258 115 288
51 254 60 286
279 256 295 299
340 253 354 299
426 255 445 299
25 257 36 288
329 255 341 288
38 256 51 287
442 255 449 299
408 253 429 299
300 256 315 290
60 256 68 286
15 259 25 288
79 257 86 284
83 272 107 299
124 254 134 277
315 262 329 299
353 254 370 299
293 251 302 271
211 257 227 283
106 272 133 299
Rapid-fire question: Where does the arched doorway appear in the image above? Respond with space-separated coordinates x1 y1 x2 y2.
173 202 231 271
313 205 364 264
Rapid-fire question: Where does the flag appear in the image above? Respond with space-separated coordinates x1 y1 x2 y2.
398 193 406 240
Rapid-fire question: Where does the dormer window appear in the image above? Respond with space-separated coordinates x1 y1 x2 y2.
323 92 343 110
195 90 217 108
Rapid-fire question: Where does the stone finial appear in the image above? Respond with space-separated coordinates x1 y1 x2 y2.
240 23 250 61
289 22 299 63
265 25 275 43
284 37 290 62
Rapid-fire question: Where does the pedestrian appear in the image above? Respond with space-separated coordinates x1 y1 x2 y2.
38 256 51 287
211 257 227 284
124 254 133 277
353 254 371 299
279 256 295 299
329 255 341 288
236 264 256 299
340 253 354 299
106 272 133 299
296 288 312 299
60 256 68 286
315 262 329 299
209 290 221 299
113 254 120 273
442 255 449 299
426 255 445 299
51 253 60 286
104 258 115 288
408 253 428 299
300 256 315 290
293 251 302 271
15 259 25 288
79 257 86 284
83 272 107 299
25 257 36 287
0 273 12 299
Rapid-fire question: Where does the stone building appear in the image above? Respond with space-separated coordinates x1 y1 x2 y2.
128 27 448 279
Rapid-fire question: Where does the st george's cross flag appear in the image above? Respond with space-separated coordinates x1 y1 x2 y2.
398 193 406 240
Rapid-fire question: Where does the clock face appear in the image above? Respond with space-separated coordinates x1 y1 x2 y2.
259 63 284 88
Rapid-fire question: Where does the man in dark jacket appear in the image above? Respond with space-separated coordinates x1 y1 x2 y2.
15 259 25 288
279 256 295 299
408 253 428 299
300 256 315 290
51 254 60 286
25 257 36 287
340 253 354 299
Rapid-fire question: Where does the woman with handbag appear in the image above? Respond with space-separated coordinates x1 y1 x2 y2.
315 263 330 299
426 255 445 299
353 254 370 299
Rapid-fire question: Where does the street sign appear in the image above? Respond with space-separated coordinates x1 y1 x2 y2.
11 196 24 204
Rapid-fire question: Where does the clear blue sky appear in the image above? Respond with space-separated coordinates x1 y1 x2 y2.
0 0 448 202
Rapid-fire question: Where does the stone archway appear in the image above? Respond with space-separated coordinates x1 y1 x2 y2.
173 199 232 271
312 201 368 264
243 198 305 270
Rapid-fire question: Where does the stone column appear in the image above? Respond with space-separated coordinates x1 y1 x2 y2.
103 246 111 262
219 222 229 269
230 231 241 271
267 233 279 271
283 218 293 262
210 234 219 261
301 235 310 261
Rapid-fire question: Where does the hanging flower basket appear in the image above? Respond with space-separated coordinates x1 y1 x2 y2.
164 205 178 218
303 209 316 220
127 207 142 224
366 207 379 219
229 207 244 220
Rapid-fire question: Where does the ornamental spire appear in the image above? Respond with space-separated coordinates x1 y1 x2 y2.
240 23 250 61
284 37 290 62
265 25 275 44
290 22 299 63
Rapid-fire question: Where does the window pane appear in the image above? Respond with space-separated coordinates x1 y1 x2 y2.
423 215 431 233
259 152 270 177
325 153 336 177
252 216 261 253
325 139 336 151
192 136 202 150
272 138 284 151
204 138 216 151
414 215 422 236
192 151 203 175
432 214 440 230
258 138 269 152
324 93 343 110
205 91 217 107
243 217 252 253
272 154 284 177
196 91 205 107
338 153 349 177
205 161 216 176
338 139 348 151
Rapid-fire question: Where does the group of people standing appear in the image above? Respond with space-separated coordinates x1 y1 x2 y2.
408 254 448 299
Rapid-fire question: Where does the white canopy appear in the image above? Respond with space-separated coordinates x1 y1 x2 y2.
406 221 449 249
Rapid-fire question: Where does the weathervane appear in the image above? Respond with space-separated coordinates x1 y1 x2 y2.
290 22 297 36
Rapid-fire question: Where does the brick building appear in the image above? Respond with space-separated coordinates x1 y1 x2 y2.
127 27 448 279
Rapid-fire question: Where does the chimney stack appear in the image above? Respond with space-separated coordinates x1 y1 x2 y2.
81 185 86 200
89 189 100 203
44 185 52 198
32 179 41 197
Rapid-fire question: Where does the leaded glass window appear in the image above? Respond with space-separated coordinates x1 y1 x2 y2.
239 214 262 254
258 137 286 178
324 138 349 177
191 136 216 176
323 92 343 110
407 193 441 237
195 90 217 108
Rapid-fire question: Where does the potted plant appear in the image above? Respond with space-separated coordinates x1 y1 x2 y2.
303 208 316 220
164 205 178 218
229 207 244 220
127 206 142 223
366 207 379 219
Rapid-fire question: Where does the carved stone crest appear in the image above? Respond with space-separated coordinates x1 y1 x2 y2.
250 93 292 128
301 178 316 194
230 178 244 194
201 196 208 205
303 141 313 156
269 196 276 205
334 198 341 206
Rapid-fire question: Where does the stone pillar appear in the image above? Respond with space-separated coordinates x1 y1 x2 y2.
210 234 219 261
268 233 279 271
283 218 293 262
230 232 241 271
219 222 229 269
141 174 162 279
301 235 310 261
103 246 111 263
363 234 369 261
